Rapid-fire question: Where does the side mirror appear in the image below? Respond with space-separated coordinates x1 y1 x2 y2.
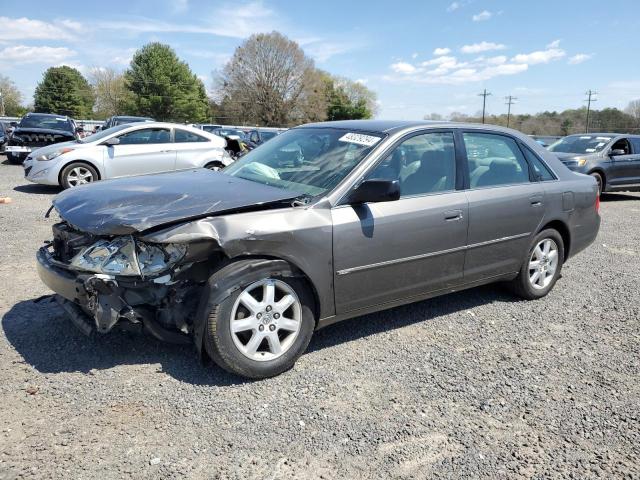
609 149 626 157
10 122 17 127
347 179 400 204
103 137 120 146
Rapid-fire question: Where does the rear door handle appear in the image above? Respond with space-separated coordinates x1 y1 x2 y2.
444 209 463 221
529 194 543 207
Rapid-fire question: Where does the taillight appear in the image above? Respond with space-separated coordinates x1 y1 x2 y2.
595 194 600 213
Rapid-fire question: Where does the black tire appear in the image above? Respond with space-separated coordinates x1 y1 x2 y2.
509 228 564 300
60 162 99 189
203 259 315 379
590 172 603 196
204 161 224 171
6 152 21 164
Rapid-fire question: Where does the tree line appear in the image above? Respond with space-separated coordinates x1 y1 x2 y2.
0 31 377 126
425 103 640 136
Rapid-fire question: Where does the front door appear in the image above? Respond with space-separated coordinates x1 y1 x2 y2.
332 130 468 314
105 127 176 178
461 131 545 282
608 137 640 186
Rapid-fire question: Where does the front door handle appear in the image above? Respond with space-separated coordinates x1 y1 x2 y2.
444 209 463 221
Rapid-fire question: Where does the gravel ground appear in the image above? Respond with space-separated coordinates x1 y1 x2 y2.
0 156 639 479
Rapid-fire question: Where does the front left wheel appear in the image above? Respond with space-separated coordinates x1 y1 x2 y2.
203 259 316 379
60 162 98 189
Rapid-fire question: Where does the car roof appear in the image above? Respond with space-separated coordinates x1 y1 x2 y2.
298 119 536 136
24 113 70 119
564 132 639 138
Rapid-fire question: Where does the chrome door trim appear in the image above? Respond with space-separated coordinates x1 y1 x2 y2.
336 231 531 276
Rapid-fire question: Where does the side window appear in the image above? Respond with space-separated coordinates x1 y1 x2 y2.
249 131 260 143
522 146 556 181
174 129 208 143
368 131 456 197
118 128 171 145
611 138 631 155
463 132 530 188
631 138 640 154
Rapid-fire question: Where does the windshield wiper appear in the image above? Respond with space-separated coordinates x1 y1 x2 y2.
292 193 313 206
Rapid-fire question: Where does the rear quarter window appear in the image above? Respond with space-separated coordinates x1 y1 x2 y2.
522 146 556 181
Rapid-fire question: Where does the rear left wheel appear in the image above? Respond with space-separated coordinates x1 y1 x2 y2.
510 229 564 300
204 161 224 171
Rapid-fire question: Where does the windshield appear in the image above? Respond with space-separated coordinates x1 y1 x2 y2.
548 135 612 154
260 131 278 141
201 125 221 133
79 124 130 143
224 127 384 196
217 129 246 139
19 115 73 132
113 117 150 126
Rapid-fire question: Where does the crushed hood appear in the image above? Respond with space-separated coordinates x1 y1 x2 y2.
53 169 300 235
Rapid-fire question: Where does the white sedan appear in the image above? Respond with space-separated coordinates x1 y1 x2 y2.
23 122 232 189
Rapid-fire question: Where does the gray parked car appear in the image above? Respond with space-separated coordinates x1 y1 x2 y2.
549 133 640 195
36 120 600 379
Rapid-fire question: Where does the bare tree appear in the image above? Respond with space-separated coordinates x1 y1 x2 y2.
0 75 24 116
625 99 640 122
216 32 326 126
90 67 133 119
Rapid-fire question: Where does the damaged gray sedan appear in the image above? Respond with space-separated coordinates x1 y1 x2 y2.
36 120 601 379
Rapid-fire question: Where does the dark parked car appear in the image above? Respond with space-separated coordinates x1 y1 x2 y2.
531 135 562 148
549 133 640 195
5 113 80 164
246 128 280 145
36 120 600 379
0 121 7 153
102 116 153 130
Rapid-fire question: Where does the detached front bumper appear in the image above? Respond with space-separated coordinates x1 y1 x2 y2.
36 246 192 343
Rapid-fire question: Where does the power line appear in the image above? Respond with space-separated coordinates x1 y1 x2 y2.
478 89 491 124
584 89 597 133
505 95 517 128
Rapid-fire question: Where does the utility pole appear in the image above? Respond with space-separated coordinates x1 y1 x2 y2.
478 89 491 123
584 90 597 133
505 95 517 128
0 90 5 117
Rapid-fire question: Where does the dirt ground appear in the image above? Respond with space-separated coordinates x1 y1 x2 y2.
0 156 638 479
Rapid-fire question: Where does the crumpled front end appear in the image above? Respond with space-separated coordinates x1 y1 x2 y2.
37 221 222 343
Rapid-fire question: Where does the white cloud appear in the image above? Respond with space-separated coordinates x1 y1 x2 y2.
568 53 592 65
98 1 279 39
355 78 368 85
304 39 363 62
546 39 561 49
447 2 461 12
411 52 419 59
0 16 83 41
0 45 76 64
390 62 417 74
433 47 451 56
486 55 507 65
460 42 506 54
472 10 493 22
512 47 565 65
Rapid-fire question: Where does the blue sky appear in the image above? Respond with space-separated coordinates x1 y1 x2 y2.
1 0 639 120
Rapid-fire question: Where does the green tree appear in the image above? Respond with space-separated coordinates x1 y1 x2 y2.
34 66 94 118
125 43 208 122
324 74 376 121
0 75 24 116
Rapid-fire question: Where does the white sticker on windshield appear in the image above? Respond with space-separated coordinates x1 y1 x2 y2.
595 137 612 141
585 148 596 152
55 117 66 121
596 142 605 147
580 136 592 139
339 132 380 147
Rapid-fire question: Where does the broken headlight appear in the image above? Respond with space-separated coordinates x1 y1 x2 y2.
70 236 186 276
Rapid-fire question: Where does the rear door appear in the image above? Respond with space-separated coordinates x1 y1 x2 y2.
461 131 545 282
173 128 214 169
104 127 176 178
332 130 468 313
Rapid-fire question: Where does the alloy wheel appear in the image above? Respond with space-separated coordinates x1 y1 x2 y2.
528 238 559 290
229 279 302 361
66 166 94 186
